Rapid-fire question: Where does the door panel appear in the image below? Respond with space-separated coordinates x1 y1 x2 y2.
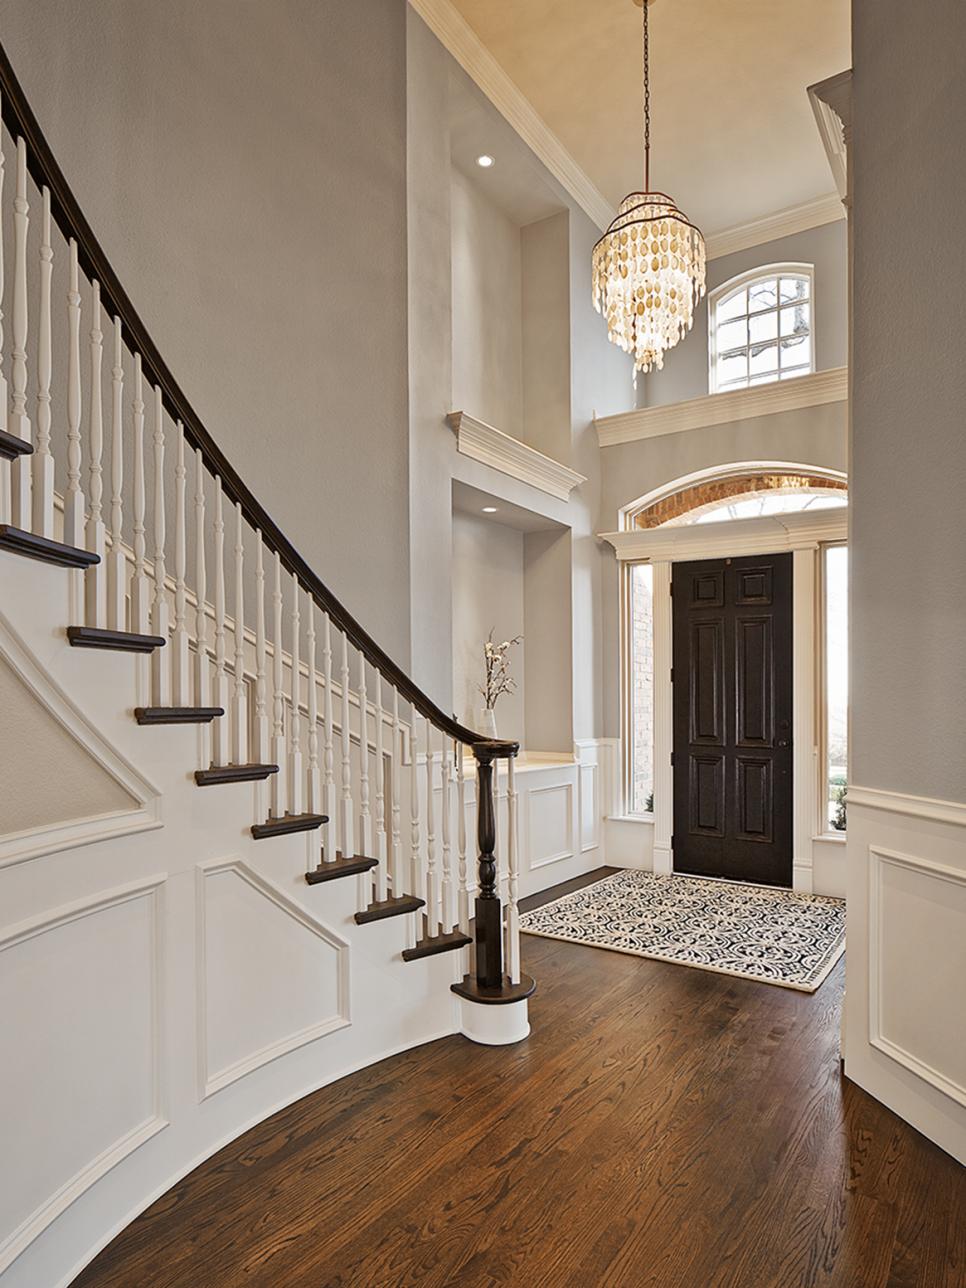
673 553 793 887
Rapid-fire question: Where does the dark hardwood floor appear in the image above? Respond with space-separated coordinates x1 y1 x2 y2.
74 869 964 1288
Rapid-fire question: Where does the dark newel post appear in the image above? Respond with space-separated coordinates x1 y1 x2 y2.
473 745 503 988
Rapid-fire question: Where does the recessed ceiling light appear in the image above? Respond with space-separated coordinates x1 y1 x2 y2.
476 154 495 168
482 506 498 513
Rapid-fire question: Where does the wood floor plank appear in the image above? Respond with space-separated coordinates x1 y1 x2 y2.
73 871 964 1288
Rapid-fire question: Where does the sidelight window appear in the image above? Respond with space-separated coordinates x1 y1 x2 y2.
625 563 654 815
823 544 848 831
709 265 814 393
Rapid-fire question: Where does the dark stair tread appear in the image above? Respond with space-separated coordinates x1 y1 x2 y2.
253 812 328 840
402 928 473 962
194 763 279 786
135 706 224 725
0 525 99 569
305 853 379 884
68 626 166 653
0 429 34 460
354 894 425 924
451 972 537 1005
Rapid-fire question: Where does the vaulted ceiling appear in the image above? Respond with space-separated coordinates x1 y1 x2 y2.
446 0 851 236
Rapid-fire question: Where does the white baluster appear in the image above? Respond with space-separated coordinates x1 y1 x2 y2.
410 711 422 922
373 670 388 902
193 450 209 707
358 649 372 862
150 387 169 702
306 600 320 815
170 424 189 703
106 318 125 627
85 281 106 623
253 533 269 761
10 138 31 528
63 240 85 550
425 719 439 937
231 503 248 763
0 108 8 523
339 631 354 859
288 572 303 811
32 187 54 538
457 745 470 939
270 551 287 814
212 479 230 765
321 612 336 858
506 756 521 985
129 355 149 630
441 734 454 933
391 687 403 894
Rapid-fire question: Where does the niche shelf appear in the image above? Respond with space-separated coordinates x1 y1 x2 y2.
447 411 586 503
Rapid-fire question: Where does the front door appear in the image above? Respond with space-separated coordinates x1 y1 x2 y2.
672 553 793 887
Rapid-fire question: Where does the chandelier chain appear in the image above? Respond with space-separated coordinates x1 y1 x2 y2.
642 0 650 191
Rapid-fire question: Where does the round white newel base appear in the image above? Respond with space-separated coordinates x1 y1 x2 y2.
451 973 536 1046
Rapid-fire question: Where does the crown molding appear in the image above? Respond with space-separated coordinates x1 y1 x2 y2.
600 504 848 563
595 366 848 448
705 194 845 261
809 70 852 204
408 0 615 231
447 411 586 501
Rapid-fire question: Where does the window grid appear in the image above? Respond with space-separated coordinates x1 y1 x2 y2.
710 269 814 394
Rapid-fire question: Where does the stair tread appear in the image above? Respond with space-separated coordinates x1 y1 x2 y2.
402 928 473 962
0 525 99 569
194 763 279 786
305 853 379 884
355 894 425 924
0 429 34 460
253 812 328 840
68 626 166 653
135 706 224 725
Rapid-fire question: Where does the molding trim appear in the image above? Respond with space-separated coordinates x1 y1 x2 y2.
448 411 586 501
196 858 351 1100
595 366 848 448
705 193 845 261
525 781 576 870
0 610 163 868
869 845 966 1108
0 876 167 1275
602 505 848 564
848 785 966 829
409 0 614 231
809 71 852 204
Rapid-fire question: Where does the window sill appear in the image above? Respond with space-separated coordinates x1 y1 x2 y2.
813 831 847 845
607 813 655 825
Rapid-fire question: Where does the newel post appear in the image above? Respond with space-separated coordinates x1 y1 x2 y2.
473 742 503 988
451 738 535 1046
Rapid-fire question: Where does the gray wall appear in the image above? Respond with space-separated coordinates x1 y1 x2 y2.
851 0 966 802
644 220 849 408
0 0 412 663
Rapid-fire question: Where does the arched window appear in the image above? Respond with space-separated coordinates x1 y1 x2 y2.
708 264 813 393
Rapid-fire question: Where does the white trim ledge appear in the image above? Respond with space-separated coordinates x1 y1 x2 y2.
600 505 848 563
595 367 848 448
848 785 966 829
448 411 586 501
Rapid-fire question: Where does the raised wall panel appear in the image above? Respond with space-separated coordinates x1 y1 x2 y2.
0 878 165 1274
197 860 350 1098
736 617 774 746
579 762 600 853
526 782 575 869
735 757 773 843
689 755 724 837
689 620 724 744
869 847 966 1107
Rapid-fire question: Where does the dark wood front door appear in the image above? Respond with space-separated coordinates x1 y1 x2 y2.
672 553 793 887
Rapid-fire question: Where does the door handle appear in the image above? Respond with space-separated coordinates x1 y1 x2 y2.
777 740 790 748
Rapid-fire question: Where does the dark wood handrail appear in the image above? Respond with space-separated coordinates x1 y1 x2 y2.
0 41 516 756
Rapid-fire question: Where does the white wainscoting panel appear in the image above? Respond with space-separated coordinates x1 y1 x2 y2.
197 859 350 1098
869 847 966 1108
0 877 166 1274
526 781 575 871
844 788 966 1165
579 760 599 853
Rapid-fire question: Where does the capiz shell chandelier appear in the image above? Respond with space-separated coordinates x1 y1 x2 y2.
592 0 706 377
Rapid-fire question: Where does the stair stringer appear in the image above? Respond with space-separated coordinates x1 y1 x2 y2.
0 549 462 1288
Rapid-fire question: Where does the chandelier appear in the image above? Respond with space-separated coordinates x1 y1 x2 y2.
592 0 706 377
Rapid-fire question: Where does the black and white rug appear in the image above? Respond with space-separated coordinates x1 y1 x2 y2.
519 869 846 992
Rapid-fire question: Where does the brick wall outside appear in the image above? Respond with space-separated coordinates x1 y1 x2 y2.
635 473 846 529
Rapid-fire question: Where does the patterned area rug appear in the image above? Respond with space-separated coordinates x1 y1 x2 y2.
519 869 846 992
